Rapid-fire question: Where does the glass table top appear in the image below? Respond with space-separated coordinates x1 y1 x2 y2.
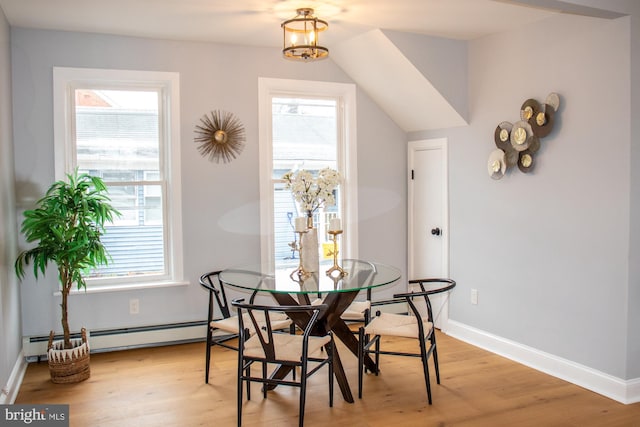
220 259 401 294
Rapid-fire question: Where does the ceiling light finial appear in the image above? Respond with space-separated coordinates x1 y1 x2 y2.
281 8 329 61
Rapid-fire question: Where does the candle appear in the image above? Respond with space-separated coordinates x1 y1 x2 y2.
295 216 307 232
329 217 341 232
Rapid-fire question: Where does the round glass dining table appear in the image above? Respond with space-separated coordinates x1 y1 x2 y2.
219 259 401 295
220 259 401 403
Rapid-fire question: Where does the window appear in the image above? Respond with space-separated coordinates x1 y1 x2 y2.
53 67 184 289
258 78 358 269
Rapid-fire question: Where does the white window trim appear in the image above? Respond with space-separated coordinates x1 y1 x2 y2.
52 67 184 289
258 77 358 268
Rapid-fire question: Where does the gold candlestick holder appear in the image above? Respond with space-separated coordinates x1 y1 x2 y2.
290 229 311 281
326 230 347 278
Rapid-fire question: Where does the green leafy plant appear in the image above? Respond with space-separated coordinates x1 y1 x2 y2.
15 169 119 349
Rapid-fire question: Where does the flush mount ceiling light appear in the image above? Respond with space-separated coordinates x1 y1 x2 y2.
281 8 328 61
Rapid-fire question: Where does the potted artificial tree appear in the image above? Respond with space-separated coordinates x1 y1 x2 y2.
15 169 119 383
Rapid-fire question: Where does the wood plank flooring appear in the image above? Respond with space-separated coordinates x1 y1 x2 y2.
15 331 640 426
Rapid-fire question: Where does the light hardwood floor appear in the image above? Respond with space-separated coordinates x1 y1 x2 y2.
15 331 640 426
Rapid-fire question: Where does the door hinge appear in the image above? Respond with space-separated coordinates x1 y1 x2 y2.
411 169 415 180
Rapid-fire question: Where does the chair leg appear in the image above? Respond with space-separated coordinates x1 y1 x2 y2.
290 324 297 381
328 339 334 408
362 312 371 374
358 327 364 399
262 362 267 399
299 361 308 427
237 361 243 426
374 335 381 376
205 331 212 384
419 338 433 405
431 333 441 384
246 365 251 401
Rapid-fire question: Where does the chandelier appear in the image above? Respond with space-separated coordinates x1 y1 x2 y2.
281 8 329 61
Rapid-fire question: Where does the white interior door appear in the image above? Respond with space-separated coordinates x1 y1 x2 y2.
408 139 450 330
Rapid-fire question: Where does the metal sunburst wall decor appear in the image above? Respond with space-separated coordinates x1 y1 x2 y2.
194 110 246 163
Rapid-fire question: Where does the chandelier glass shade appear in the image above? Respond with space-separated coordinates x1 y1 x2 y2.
281 8 329 61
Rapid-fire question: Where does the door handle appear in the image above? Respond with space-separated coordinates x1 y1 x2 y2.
431 227 441 236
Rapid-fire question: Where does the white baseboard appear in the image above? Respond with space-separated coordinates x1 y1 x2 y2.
0 350 28 404
22 322 207 359
627 377 640 404
447 320 640 404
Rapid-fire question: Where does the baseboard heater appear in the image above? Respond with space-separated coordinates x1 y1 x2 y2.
23 321 208 361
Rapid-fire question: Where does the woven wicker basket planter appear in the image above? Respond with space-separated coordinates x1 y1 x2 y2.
47 328 90 384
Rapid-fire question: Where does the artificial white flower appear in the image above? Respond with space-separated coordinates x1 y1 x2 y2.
283 168 341 215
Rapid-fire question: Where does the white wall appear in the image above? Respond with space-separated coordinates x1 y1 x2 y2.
10 29 407 338
0 5 22 402
625 2 640 381
412 12 634 380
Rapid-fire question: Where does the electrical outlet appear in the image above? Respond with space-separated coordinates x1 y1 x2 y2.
129 298 140 314
470 289 478 305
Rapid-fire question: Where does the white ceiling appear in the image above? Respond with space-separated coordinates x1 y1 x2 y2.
0 0 602 47
0 0 623 132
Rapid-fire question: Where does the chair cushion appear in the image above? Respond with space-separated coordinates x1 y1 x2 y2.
313 297 370 321
364 312 432 339
211 312 292 335
244 332 331 362
340 300 371 320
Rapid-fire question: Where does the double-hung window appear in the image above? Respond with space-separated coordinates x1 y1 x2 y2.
258 78 358 269
53 67 183 290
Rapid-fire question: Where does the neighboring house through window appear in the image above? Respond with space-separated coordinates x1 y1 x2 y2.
53 67 184 290
258 78 358 269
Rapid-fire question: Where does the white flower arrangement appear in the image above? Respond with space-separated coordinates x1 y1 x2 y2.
282 168 341 215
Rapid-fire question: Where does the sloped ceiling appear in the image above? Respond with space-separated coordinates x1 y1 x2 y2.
329 1 625 133
331 29 468 132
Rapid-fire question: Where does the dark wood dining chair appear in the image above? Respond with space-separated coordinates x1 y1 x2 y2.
339 261 377 358
199 271 292 384
232 298 334 427
357 278 456 404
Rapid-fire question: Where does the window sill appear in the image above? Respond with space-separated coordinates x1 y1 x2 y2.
55 280 190 296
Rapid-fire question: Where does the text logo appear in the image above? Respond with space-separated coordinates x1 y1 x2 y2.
1 405 69 426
